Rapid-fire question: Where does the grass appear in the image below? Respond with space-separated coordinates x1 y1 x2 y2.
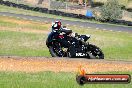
0 16 132 60
0 31 50 57
0 16 51 57
0 16 50 30
94 0 129 6
127 0 132 8
0 71 131 88
94 0 132 9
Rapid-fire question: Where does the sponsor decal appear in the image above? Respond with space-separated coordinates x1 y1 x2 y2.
76 53 86 56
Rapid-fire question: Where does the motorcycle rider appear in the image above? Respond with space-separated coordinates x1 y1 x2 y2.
51 21 73 36
47 21 104 58
51 21 73 43
51 21 77 57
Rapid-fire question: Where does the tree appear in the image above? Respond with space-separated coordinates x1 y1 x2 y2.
99 0 123 21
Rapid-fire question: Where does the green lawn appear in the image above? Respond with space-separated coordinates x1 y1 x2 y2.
0 31 50 57
0 71 131 88
0 16 132 60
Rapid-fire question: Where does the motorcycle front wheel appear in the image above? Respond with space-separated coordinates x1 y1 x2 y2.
87 44 104 59
49 46 58 57
49 46 67 57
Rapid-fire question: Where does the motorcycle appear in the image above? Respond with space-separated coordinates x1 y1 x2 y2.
46 29 104 59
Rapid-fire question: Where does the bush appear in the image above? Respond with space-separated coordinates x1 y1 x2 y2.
99 0 123 21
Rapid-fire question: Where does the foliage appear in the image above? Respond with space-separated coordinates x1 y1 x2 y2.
98 0 123 21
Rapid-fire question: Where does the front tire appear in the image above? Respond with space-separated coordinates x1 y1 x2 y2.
49 46 58 57
49 46 67 57
87 44 104 59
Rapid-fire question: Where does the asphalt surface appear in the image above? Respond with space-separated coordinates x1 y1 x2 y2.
0 12 132 32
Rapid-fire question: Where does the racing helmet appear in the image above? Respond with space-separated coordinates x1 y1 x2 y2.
52 21 62 32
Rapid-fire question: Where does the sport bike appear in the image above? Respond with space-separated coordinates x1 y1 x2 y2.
46 30 104 59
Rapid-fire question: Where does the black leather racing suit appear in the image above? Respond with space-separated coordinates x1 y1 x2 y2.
59 28 72 47
52 27 81 57
50 28 72 56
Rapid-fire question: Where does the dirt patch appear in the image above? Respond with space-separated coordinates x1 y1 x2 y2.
0 56 132 73
122 17 132 22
